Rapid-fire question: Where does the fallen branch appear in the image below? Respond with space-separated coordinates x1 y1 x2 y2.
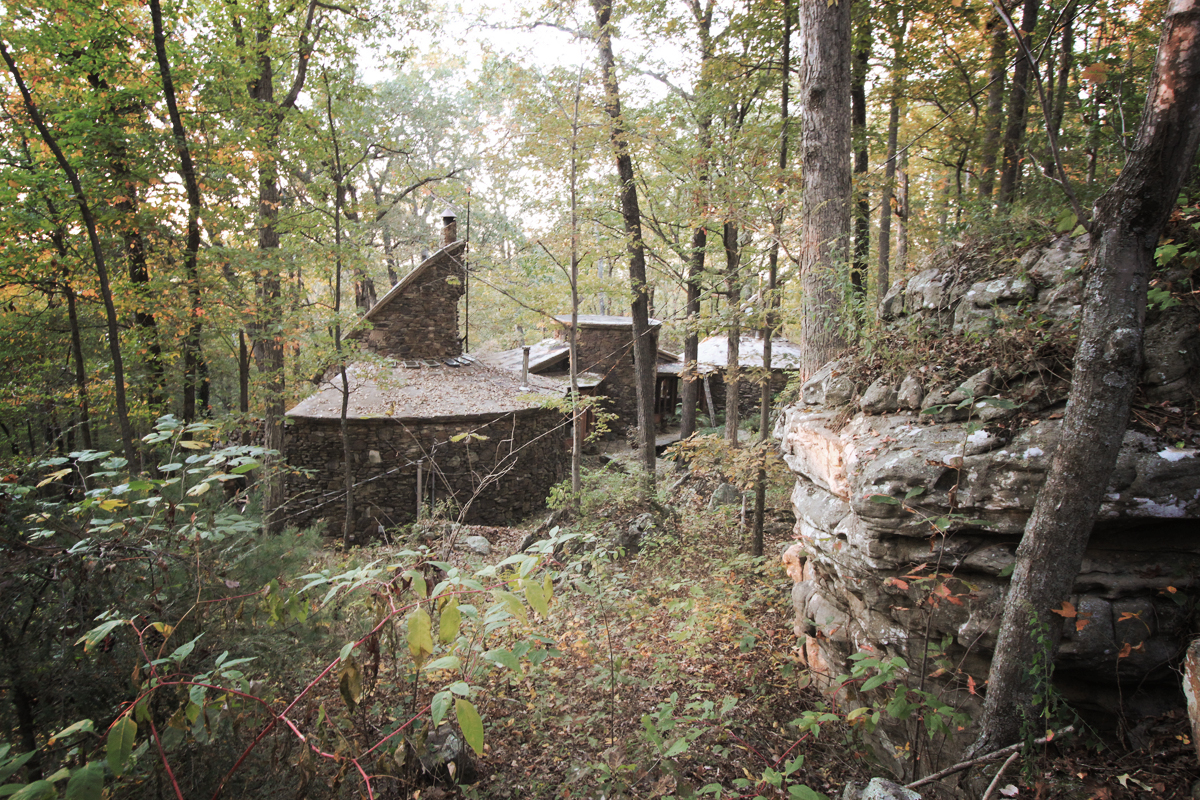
904 725 1074 790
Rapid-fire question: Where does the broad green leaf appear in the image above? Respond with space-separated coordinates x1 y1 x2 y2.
543 573 554 607
64 761 104 800
493 590 527 625
424 655 461 672
455 699 484 757
431 691 451 726
230 460 260 475
76 619 126 654
439 599 461 644
49 719 94 745
0 751 38 783
338 641 356 662
9 781 54 800
483 648 520 672
407 607 434 669
107 715 136 778
168 635 202 665
664 738 689 757
860 674 888 692
524 579 549 619
868 495 900 505
178 440 209 450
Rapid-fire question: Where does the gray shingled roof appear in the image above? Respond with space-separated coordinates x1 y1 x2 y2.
286 358 561 421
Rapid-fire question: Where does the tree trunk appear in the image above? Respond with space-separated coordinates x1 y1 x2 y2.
723 221 741 447
592 0 658 488
851 4 870 303
150 0 205 424
878 5 906 295
797 0 853 376
978 11 1008 202
998 0 1040 206
897 151 909 270
0 40 139 469
1044 0 1077 177
974 0 1200 752
679 0 715 445
752 0 791 558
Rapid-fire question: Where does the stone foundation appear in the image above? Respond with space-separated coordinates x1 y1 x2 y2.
284 408 568 540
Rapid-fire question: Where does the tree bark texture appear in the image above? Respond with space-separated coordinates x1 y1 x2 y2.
975 0 1200 752
878 5 905 296
978 12 1008 202
724 221 741 447
851 6 870 302
679 0 714 444
798 0 852 376
592 0 658 485
998 0 1040 206
150 0 206 423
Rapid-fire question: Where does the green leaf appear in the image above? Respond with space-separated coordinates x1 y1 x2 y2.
439 598 461 644
76 619 126 653
167 635 202 665
431 691 451 726
48 719 94 745
664 737 689 757
64 762 104 800
903 487 926 500
998 562 1016 578
524 579 549 619
1054 209 1077 232
106 715 136 778
8 781 55 800
424 655 461 672
860 674 888 692
407 607 434 669
455 699 484 757
0 751 38 784
483 648 521 672
493 590 527 625
789 785 829 800
868 495 900 505
230 460 260 475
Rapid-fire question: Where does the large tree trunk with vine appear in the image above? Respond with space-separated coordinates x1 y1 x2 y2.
592 0 658 487
797 0 852 376
974 0 1200 752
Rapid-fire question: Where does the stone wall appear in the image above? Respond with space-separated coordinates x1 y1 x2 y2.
284 407 568 540
777 233 1200 756
348 242 466 360
563 323 659 433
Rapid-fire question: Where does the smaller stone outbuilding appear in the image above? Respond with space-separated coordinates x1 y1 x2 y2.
685 333 803 422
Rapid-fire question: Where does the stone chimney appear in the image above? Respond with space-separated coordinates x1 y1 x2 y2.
441 205 458 246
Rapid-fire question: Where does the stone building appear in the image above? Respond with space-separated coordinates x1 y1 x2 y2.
480 315 678 436
691 333 803 422
284 218 569 539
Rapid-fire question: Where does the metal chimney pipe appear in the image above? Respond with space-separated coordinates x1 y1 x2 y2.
521 346 531 384
441 205 457 245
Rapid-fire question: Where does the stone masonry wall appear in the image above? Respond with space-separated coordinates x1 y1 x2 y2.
285 408 567 540
348 243 466 360
565 324 659 433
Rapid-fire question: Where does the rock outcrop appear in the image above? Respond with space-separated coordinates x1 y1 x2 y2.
777 233 1200 755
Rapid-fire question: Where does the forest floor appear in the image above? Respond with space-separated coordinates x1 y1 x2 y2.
348 454 1200 800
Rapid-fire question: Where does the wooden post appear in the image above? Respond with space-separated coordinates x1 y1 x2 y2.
416 459 424 520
